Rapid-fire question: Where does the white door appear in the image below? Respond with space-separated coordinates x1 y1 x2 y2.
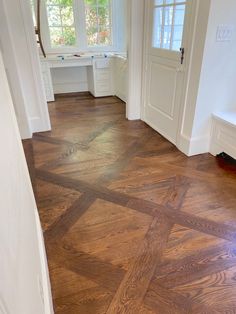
143 0 192 144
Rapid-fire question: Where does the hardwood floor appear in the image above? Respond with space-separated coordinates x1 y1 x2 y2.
23 93 236 313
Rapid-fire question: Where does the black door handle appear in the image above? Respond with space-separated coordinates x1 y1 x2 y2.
180 48 185 65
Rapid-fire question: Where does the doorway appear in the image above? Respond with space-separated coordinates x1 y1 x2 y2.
142 0 193 145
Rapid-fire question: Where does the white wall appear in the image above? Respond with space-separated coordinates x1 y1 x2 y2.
0 0 51 138
190 0 236 152
0 50 53 313
178 0 236 156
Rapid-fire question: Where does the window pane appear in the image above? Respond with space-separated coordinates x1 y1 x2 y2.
172 4 185 50
165 0 175 4
46 0 76 47
47 6 61 26
85 0 97 5
153 7 162 48
61 6 74 26
85 0 112 47
49 27 64 46
164 6 174 26
63 27 76 45
152 1 186 51
154 0 164 5
163 25 171 49
99 24 111 45
47 0 73 5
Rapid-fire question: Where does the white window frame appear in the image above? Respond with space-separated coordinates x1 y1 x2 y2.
152 0 187 52
39 0 119 53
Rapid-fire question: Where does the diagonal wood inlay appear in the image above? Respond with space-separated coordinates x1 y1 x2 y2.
106 216 173 314
22 93 236 313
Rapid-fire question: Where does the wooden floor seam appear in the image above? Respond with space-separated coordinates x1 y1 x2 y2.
23 93 236 314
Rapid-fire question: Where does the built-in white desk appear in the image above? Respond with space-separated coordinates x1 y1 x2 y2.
41 53 127 102
210 111 236 159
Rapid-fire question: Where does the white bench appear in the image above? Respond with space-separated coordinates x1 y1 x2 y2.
210 111 236 159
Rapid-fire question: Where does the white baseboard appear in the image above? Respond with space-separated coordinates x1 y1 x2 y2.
178 133 210 156
29 117 51 134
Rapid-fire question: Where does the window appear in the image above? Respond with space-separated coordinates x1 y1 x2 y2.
46 0 76 47
85 0 112 47
40 0 117 51
153 0 186 51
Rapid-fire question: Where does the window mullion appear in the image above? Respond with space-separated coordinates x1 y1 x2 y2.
161 6 165 48
170 5 175 50
77 0 87 51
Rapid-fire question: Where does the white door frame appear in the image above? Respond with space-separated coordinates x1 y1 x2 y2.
126 0 145 120
128 0 211 156
0 0 51 139
19 0 51 134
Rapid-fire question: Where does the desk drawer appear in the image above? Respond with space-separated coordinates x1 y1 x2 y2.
95 59 110 69
96 70 110 81
96 80 111 93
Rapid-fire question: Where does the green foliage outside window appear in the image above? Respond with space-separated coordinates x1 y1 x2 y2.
47 0 76 47
85 0 111 46
46 0 111 48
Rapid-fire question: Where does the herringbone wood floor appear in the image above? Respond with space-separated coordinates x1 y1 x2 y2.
23 93 236 314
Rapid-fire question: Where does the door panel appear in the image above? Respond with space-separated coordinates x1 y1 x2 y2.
146 55 184 142
149 59 177 118
143 0 191 145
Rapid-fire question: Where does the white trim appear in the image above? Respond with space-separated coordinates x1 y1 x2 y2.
35 212 54 314
127 0 144 120
0 1 32 139
178 133 210 156
19 0 51 133
176 0 211 154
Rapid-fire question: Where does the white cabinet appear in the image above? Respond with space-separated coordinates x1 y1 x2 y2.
88 58 114 97
40 55 123 101
113 56 128 102
41 62 54 102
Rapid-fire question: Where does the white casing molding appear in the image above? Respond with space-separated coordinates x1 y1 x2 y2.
127 0 144 120
0 0 31 139
19 0 51 134
176 0 211 156
1 0 51 138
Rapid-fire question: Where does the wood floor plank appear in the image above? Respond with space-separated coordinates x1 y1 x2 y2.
22 93 236 313
44 193 96 242
46 242 125 293
106 216 173 313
